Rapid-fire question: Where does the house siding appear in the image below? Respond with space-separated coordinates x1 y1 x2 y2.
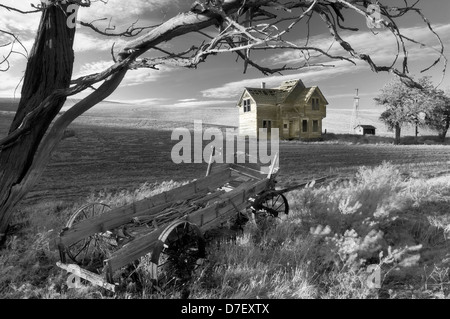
237 80 328 140
256 104 279 139
238 93 258 138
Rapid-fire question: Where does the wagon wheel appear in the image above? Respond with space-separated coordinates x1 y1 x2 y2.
150 220 205 294
65 202 115 269
252 192 289 227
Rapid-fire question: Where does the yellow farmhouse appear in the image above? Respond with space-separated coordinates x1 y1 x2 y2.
236 79 328 140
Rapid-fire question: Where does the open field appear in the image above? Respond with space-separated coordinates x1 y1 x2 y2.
1 105 450 204
2 101 450 299
1 96 442 137
2 109 450 205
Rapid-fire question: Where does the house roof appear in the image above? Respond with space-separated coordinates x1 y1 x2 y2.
355 125 376 129
236 79 328 106
276 79 306 104
244 88 279 104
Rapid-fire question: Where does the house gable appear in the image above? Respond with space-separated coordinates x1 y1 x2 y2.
236 89 252 106
276 79 306 104
304 86 328 105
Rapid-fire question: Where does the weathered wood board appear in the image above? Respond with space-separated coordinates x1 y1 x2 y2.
57 262 116 292
104 177 269 272
57 166 232 247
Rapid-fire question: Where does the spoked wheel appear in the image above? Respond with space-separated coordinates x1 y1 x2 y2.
65 202 114 269
252 192 289 228
150 220 205 294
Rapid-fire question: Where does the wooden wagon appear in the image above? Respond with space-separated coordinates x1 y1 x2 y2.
53 154 330 293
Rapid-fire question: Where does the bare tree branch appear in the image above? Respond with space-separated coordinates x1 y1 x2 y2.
79 19 161 38
0 0 447 243
0 4 41 14
0 29 29 71
3 0 446 133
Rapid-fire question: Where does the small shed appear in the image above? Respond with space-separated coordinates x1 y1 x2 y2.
354 125 376 135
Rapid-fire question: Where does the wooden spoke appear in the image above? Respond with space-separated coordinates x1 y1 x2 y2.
149 220 205 293
65 203 115 270
252 192 289 228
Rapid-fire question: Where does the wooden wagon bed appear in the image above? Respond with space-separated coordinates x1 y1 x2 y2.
53 161 280 291
52 150 336 293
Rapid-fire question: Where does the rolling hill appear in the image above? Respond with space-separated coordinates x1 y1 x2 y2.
0 97 440 138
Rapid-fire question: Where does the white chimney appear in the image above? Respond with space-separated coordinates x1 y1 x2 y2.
261 82 266 89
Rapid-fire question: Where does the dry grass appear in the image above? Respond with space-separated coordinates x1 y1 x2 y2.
1 107 450 299
2 162 449 299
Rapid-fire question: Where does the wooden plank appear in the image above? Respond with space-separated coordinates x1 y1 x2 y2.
104 179 268 272
58 168 231 247
229 163 267 180
208 163 231 175
104 190 228 271
105 227 163 272
56 262 116 292
185 179 269 230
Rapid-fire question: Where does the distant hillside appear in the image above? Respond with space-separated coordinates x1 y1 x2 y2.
0 97 20 112
1 97 440 138
76 103 239 127
0 98 126 113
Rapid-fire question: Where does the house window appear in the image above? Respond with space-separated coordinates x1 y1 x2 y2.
312 120 319 132
243 99 251 112
312 98 320 111
262 120 272 133
302 120 308 132
283 123 288 129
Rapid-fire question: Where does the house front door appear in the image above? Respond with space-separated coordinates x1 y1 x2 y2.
289 120 295 138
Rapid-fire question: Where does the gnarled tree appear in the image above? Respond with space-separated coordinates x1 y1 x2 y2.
0 0 446 243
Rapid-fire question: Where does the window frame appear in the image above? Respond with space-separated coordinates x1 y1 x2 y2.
312 97 320 111
312 120 319 132
302 119 308 132
243 99 251 113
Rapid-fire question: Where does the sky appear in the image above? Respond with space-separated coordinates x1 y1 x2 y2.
0 0 449 112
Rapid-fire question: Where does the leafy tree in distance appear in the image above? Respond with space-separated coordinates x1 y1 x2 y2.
375 78 419 144
0 0 446 244
375 77 449 144
422 87 450 141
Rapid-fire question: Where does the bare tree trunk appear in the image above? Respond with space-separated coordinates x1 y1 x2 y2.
0 5 75 243
0 3 224 244
394 123 401 145
439 114 450 142
439 123 449 142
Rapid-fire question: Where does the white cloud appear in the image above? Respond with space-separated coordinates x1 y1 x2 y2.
84 0 182 21
122 65 175 86
205 23 450 102
0 72 23 97
74 60 114 78
113 97 169 104
202 60 363 99
178 98 197 102
73 32 127 52
0 1 41 34
263 23 450 70
0 0 182 54
161 100 234 108
73 60 175 86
